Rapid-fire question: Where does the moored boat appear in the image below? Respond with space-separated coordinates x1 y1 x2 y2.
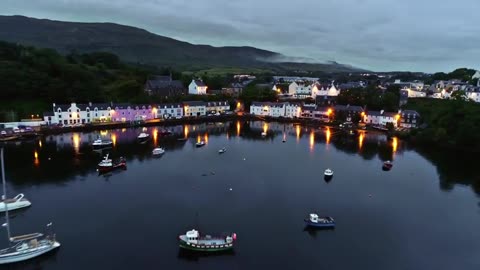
261 132 267 137
152 147 165 156
178 229 236 252
0 148 60 264
382 160 393 171
137 133 150 140
218 147 226 154
0 194 31 212
196 141 206 148
97 154 126 173
92 138 113 149
324 168 334 179
304 214 335 228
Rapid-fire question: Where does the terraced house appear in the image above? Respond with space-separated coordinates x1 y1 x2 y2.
47 102 112 125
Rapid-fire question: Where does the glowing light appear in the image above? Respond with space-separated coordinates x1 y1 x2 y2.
34 151 38 159
153 129 158 146
193 126 196 132
236 102 241 109
142 127 147 132
395 114 401 121
392 137 398 153
184 125 189 138
38 140 42 148
309 131 315 152
296 125 301 142
34 151 39 166
359 132 364 150
325 127 331 144
263 122 268 134
197 134 201 143
72 133 80 154
111 133 117 147
327 108 333 116
100 130 108 136
122 128 127 133
236 121 241 136
204 133 209 144
152 107 157 116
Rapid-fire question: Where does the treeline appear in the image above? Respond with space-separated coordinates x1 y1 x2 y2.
336 85 400 111
405 98 480 152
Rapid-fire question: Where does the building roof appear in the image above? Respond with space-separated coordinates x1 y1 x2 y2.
401 110 420 117
113 103 131 110
158 103 182 108
366 110 382 116
193 79 206 87
183 101 206 106
151 75 172 81
334 105 364 112
207 101 229 106
43 111 54 117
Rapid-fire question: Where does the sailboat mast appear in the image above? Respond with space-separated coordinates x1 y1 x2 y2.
1 148 11 242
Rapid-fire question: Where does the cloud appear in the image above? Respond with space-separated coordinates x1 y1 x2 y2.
1 0 479 72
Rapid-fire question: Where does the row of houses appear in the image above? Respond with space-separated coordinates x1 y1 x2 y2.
44 101 230 125
144 76 209 96
272 81 342 99
249 102 420 128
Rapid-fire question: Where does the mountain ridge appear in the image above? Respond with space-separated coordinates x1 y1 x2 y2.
0 15 364 72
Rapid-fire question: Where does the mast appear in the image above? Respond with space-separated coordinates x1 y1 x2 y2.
1 148 11 243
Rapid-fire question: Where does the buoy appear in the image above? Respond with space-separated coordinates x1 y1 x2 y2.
243 158 246 161
229 188 233 191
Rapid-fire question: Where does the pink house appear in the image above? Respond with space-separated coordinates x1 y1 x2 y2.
112 104 157 122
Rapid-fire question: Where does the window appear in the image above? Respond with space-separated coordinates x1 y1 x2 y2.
86 108 90 112
122 112 125 115
77 109 80 112
95 113 98 117
64 120 68 124
59 114 62 118
87 113 90 117
68 109 71 112
69 114 72 118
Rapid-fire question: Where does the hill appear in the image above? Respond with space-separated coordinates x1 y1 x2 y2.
0 15 362 73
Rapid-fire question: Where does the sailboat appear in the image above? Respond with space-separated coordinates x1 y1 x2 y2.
0 148 60 264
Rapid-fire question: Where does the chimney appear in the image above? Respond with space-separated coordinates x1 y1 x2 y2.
89 102 92 107
380 110 384 115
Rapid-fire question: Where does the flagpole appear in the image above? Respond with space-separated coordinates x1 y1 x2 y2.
1 148 11 243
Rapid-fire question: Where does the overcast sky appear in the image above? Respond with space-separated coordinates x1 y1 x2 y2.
2 0 479 72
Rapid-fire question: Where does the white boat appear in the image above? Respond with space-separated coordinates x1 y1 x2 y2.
152 147 165 156
92 138 113 148
261 132 267 137
0 148 60 264
0 194 31 212
137 133 150 140
196 141 206 147
324 168 334 177
97 154 112 168
218 147 226 154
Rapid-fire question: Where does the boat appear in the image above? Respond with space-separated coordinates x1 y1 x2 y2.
97 154 126 173
178 229 237 252
382 160 393 171
137 133 150 140
324 168 334 179
0 148 60 264
177 138 188 142
218 147 226 154
261 132 267 137
92 138 113 148
304 214 335 228
152 147 165 156
282 139 286 143
196 141 206 148
0 194 31 212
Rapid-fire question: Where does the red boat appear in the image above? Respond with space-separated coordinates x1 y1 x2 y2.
382 161 393 171
97 154 126 173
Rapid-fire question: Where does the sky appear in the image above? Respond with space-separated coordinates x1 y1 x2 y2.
1 0 480 72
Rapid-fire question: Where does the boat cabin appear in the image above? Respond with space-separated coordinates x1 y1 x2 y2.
309 214 319 223
185 229 199 244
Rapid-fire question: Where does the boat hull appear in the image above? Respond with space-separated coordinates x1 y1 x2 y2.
0 201 31 212
179 240 234 252
98 163 126 173
304 219 335 228
0 241 60 264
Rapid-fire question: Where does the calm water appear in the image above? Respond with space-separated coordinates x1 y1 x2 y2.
1 121 479 270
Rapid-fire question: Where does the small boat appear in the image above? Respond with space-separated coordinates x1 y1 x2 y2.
218 147 226 154
0 194 31 212
92 138 113 148
137 133 150 140
97 154 126 173
0 148 60 264
152 147 165 156
382 161 393 171
282 139 286 143
196 141 206 148
324 168 334 179
178 229 237 252
261 132 267 137
304 213 335 228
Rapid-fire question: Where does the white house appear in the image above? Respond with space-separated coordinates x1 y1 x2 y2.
364 110 399 127
285 103 302 118
466 90 480 102
288 81 312 98
250 102 271 116
402 87 427 98
50 102 112 125
183 101 206 117
188 79 208 95
472 71 480 86
313 82 340 99
158 103 183 119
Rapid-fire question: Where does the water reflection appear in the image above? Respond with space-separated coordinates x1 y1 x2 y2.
236 121 241 136
184 125 189 138
33 150 39 166
325 127 331 144
39 140 42 148
392 137 398 154
111 134 117 147
152 129 158 146
72 133 80 154
309 130 315 152
296 125 301 142
358 132 364 150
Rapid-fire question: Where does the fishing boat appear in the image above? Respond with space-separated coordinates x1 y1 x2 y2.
261 132 267 137
178 229 237 252
0 194 31 212
92 138 113 149
196 141 206 148
0 148 60 264
97 154 126 173
304 214 335 228
137 133 150 141
382 160 393 171
324 168 334 180
152 147 165 156
218 147 226 154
